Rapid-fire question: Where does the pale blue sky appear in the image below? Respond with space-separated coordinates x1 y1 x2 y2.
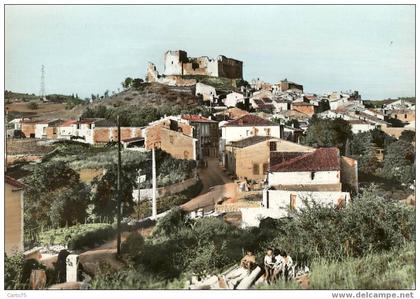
5 5 415 100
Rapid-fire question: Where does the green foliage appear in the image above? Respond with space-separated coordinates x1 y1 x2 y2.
302 117 353 154
308 242 415 290
90 264 171 289
380 140 415 185
399 130 415 143
26 101 38 110
5 252 26 289
265 186 415 264
91 164 136 220
132 78 144 89
122 77 133 89
5 253 51 290
38 223 116 250
23 161 90 246
121 233 145 256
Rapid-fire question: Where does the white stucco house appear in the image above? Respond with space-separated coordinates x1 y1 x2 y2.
224 92 244 108
241 147 352 228
195 82 217 102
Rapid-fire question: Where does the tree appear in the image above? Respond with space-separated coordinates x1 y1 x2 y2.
122 77 133 89
91 165 136 220
302 117 353 154
399 130 415 143
381 140 415 185
49 184 90 227
104 90 109 98
132 78 144 89
23 161 90 240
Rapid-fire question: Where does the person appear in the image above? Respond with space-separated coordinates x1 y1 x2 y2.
224 251 255 289
264 248 275 283
271 249 283 283
279 250 293 281
240 250 256 270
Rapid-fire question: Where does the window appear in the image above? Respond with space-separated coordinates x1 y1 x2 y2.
311 172 315 180
265 128 271 136
253 164 259 175
290 194 297 210
404 114 407 119
263 163 268 174
169 135 174 144
269 141 277 151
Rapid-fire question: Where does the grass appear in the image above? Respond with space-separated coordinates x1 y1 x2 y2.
260 242 415 290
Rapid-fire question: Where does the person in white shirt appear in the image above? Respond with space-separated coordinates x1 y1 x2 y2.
263 248 275 283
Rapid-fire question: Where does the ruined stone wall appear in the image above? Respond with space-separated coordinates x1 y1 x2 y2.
217 56 243 79
163 50 188 75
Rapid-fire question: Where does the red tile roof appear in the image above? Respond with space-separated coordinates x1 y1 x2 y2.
270 147 340 172
5 176 26 189
61 119 78 126
181 114 217 123
224 114 277 127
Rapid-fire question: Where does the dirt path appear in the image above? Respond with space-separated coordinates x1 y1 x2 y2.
182 158 236 212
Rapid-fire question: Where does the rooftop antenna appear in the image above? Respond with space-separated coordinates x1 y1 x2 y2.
39 65 47 101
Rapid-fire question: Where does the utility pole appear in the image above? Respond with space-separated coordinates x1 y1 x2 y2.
137 168 142 220
116 115 122 255
152 147 157 219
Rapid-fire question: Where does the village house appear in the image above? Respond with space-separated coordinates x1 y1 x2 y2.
291 101 315 117
384 109 416 124
181 114 219 159
220 114 282 165
195 82 217 102
272 98 291 113
250 98 275 113
56 118 143 145
34 119 64 139
224 136 314 182
5 176 25 255
21 120 38 138
273 79 304 93
144 116 197 160
348 119 377 134
241 147 357 227
224 92 245 108
214 107 250 121
383 98 415 111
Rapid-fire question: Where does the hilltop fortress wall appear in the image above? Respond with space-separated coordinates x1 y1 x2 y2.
163 50 243 79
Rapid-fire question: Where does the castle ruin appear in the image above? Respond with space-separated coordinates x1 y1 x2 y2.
147 50 243 82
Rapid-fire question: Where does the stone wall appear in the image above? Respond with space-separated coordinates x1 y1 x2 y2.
93 127 142 144
133 177 198 199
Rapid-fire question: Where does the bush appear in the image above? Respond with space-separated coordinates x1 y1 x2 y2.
121 233 145 256
68 224 116 250
263 185 415 264
39 223 116 250
26 101 38 110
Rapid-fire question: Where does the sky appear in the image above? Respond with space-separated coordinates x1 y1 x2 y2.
5 5 415 100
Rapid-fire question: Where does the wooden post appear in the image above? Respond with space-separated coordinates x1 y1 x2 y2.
152 147 157 219
116 116 122 255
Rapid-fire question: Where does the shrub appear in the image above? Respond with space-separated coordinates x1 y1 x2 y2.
121 233 145 256
26 101 38 110
68 225 116 250
39 223 116 250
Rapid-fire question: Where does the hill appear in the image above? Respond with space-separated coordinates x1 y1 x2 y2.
5 82 201 123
